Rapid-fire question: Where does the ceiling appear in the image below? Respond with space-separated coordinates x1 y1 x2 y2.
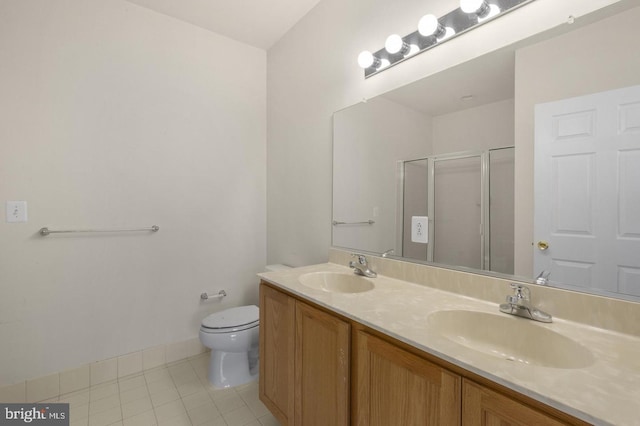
382 48 516 117
125 0 322 49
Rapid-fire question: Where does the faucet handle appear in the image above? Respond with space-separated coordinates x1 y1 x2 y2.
351 254 367 265
509 283 530 300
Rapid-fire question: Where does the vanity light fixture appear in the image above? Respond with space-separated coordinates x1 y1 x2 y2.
385 34 419 57
418 14 444 38
358 0 536 78
357 50 381 69
460 0 491 17
461 0 502 21
385 34 408 55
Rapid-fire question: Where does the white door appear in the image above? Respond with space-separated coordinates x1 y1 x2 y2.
534 85 640 296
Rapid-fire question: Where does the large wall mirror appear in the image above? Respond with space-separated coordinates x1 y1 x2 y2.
332 0 640 302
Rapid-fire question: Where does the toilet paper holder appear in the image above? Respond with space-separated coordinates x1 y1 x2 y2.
200 290 227 300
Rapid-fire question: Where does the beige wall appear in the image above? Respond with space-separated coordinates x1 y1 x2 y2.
267 0 622 267
0 1 266 385
433 99 514 154
513 5 640 276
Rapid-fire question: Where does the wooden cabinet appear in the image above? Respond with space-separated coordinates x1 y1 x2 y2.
259 283 295 425
295 301 350 426
462 379 584 426
354 330 461 426
259 283 350 426
260 282 585 426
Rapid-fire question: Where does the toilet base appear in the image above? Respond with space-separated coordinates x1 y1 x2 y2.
208 350 258 389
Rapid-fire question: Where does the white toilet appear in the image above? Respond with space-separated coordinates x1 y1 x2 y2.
199 305 259 388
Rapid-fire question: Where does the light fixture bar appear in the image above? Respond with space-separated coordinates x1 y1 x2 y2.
361 0 535 78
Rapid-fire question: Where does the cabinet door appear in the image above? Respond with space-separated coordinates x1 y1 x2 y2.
295 301 350 426
462 379 570 426
259 284 295 425
354 330 461 426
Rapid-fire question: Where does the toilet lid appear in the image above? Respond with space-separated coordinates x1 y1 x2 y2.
201 305 259 330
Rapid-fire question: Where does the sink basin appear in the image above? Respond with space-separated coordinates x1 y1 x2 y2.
299 272 374 293
428 310 594 369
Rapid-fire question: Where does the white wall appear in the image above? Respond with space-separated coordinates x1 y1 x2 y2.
0 0 266 386
267 0 621 267
513 5 640 277
332 96 431 253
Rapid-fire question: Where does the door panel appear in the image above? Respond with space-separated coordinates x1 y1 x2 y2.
534 84 640 296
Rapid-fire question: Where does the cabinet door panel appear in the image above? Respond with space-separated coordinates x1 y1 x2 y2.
355 330 461 426
259 284 295 425
295 302 350 426
462 379 569 426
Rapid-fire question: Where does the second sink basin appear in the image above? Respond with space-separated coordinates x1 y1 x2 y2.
428 310 595 369
299 272 374 293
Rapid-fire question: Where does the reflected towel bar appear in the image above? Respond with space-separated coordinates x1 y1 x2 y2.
39 225 160 236
332 220 375 226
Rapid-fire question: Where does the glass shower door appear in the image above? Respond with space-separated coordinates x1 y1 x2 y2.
430 154 483 270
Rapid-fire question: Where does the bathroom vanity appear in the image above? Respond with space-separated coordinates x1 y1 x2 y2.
258 253 640 426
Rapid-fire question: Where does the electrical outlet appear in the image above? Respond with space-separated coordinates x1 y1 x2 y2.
411 216 428 243
6 201 28 223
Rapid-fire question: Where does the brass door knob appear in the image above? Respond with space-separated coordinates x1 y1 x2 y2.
537 241 549 251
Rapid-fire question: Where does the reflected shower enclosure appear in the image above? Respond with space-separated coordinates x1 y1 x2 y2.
401 148 514 274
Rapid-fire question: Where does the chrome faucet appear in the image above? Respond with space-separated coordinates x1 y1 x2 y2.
499 283 552 323
349 254 377 278
536 270 551 285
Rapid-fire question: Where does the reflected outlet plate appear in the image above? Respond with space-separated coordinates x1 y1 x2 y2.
411 216 428 243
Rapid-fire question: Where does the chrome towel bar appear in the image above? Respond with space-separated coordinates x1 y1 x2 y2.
332 220 375 226
39 225 159 236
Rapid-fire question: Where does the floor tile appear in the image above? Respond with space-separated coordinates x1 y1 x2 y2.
122 410 156 426
177 381 205 398
73 370 270 426
146 379 175 396
90 383 119 402
187 402 220 426
88 406 122 426
149 388 180 408
120 386 150 404
144 368 171 385
119 375 147 393
182 390 213 411
213 394 246 415
197 416 227 426
258 413 280 426
223 406 255 426
89 394 121 415
156 411 192 426
122 396 152 419
153 399 186 420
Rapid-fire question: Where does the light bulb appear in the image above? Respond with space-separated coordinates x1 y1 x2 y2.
385 34 405 54
477 4 501 21
460 0 489 15
358 51 375 68
418 14 440 37
357 51 381 70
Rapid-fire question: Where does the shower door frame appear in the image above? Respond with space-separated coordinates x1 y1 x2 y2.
399 147 514 271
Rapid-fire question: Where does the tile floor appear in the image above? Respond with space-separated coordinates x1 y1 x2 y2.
46 353 281 426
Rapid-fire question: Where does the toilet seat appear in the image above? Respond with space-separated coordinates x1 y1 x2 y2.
201 305 259 333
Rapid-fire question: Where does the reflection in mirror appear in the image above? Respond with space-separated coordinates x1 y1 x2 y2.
400 148 514 276
332 1 640 302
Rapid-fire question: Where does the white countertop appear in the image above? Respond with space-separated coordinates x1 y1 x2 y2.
258 263 640 426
